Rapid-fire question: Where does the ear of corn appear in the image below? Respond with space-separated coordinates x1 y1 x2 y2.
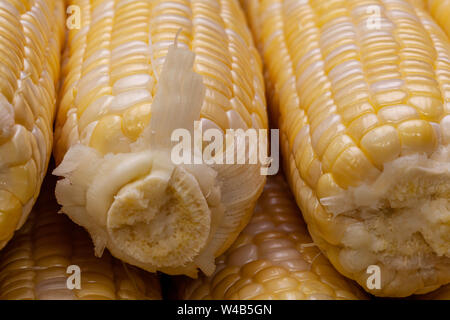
242 0 450 297
53 0 268 277
427 1 450 37
176 175 367 300
0 0 65 249
0 176 162 300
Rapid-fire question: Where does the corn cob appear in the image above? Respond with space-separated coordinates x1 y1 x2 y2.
242 0 450 297
176 175 367 300
0 176 162 300
53 0 268 277
0 0 64 249
427 1 450 37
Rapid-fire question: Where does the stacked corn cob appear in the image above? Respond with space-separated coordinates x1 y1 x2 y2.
53 0 268 277
0 0 65 249
177 175 367 300
242 0 450 297
0 176 162 300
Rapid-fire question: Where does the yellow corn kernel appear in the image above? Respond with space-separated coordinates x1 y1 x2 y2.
360 125 401 166
397 119 438 154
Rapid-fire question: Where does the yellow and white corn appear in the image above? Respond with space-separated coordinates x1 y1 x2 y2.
0 177 162 300
242 0 450 297
0 0 64 249
177 175 367 300
53 0 268 277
